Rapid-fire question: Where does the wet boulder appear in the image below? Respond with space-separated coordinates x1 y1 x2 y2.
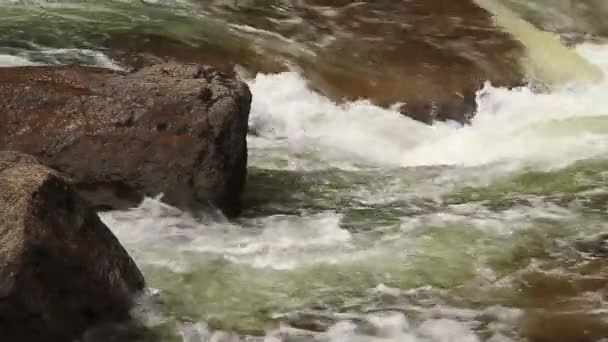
103 0 525 125
298 0 526 125
0 62 251 215
0 151 145 342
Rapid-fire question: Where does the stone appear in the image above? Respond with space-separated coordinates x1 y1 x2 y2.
104 0 525 124
0 151 144 342
0 62 252 215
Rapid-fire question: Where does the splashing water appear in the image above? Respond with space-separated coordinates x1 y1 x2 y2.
3 1 608 341
248 43 608 170
99 42 608 341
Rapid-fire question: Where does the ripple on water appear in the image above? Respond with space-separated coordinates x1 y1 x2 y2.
4 2 608 339
101 184 608 340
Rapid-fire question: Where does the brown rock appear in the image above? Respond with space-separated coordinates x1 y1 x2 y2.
0 62 252 215
105 33 288 76
103 0 525 124
295 0 525 124
0 151 144 342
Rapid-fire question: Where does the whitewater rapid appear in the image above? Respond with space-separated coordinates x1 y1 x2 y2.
3 29 608 342
102 43 608 341
4 43 608 172
248 43 608 171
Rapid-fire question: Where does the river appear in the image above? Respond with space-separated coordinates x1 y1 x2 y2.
2 1 608 341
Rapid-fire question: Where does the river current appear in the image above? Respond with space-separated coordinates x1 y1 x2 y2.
2 1 608 341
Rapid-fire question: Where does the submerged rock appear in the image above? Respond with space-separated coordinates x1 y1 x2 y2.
102 0 525 125
298 0 525 125
0 151 144 342
0 62 251 215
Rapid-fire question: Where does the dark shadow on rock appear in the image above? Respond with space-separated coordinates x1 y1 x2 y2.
0 151 144 342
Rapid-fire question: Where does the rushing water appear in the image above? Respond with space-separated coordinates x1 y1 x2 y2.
2 1 608 341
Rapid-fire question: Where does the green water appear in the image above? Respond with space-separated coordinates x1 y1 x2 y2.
99 157 608 340
3 0 608 341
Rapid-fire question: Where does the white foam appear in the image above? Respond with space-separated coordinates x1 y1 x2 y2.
400 44 608 167
167 311 517 342
247 71 434 169
318 314 419 342
248 43 608 170
0 54 38 67
0 48 122 69
100 197 353 271
102 180 587 273
417 319 479 342
39 48 124 70
272 312 484 342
